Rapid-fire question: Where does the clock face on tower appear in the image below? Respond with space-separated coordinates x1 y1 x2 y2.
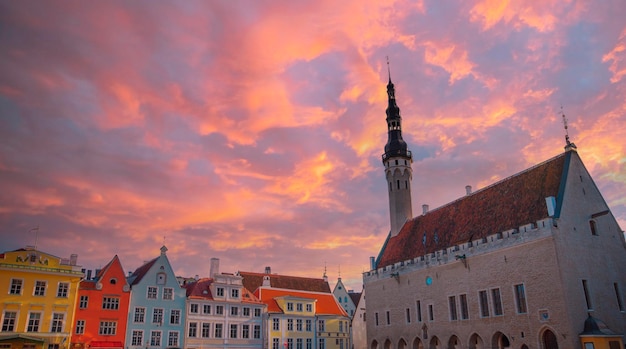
425 276 432 286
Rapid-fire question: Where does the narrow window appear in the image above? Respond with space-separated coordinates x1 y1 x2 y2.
386 311 390 325
492 288 503 316
428 304 434 321
416 300 422 322
397 180 400 190
479 290 489 317
460 294 469 320
201 323 210 338
405 308 411 323
188 322 197 337
614 283 624 311
375 312 379 326
583 279 593 310
448 296 457 321
514 284 527 314
589 220 598 236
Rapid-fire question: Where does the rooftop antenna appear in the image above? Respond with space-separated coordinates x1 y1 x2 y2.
338 265 341 278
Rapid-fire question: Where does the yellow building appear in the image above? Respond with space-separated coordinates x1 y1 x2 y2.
0 247 83 349
240 269 351 349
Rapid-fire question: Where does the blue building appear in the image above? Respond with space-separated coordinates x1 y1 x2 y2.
126 246 186 349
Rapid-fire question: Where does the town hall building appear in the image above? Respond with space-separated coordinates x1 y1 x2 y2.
363 76 626 349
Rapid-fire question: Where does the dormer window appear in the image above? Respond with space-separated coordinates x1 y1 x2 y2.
156 273 166 285
216 287 224 297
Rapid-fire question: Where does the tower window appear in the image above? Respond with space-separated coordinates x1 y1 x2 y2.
397 180 400 190
582 279 593 310
395 160 398 165
589 220 598 236
389 182 392 192
405 181 408 189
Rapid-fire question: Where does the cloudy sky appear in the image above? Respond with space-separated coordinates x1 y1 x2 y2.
1 1 625 291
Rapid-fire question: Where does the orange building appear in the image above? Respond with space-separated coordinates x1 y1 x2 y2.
71 255 130 349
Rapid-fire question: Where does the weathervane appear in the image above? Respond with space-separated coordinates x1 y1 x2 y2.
561 106 577 150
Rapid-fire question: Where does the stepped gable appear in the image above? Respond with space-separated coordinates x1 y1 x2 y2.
239 271 331 294
377 152 567 268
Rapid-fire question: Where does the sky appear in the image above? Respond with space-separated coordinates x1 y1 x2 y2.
1 1 625 292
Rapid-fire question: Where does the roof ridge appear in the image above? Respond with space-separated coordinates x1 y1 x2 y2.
419 152 566 217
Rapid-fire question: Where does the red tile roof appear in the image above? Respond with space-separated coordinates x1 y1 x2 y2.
184 278 214 299
377 152 567 268
239 271 331 294
184 277 262 304
257 288 349 317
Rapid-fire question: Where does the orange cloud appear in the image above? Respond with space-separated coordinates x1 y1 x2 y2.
602 28 626 83
423 41 476 84
470 0 572 32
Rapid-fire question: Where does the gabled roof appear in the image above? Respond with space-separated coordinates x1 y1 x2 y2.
377 151 568 268
239 271 331 294
257 288 349 317
348 292 362 306
127 257 158 286
184 277 263 304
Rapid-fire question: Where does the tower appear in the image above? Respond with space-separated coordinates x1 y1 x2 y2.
382 67 413 237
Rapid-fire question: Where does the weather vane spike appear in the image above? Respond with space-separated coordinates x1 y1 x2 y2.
386 56 391 82
561 105 571 145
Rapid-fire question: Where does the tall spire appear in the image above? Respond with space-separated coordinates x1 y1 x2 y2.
383 59 409 162
381 60 413 238
561 106 577 151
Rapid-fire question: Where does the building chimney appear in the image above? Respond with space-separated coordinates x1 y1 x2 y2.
465 185 472 195
70 254 78 266
87 270 92 280
369 256 376 271
265 266 271 274
209 258 219 278
422 204 429 215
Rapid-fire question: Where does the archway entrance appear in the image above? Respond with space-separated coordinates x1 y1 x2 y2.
447 335 460 349
542 329 558 349
491 332 511 349
468 333 484 349
413 338 424 349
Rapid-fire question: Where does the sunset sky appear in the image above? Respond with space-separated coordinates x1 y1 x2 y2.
1 1 625 291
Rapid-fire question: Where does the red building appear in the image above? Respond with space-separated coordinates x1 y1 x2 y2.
71 255 131 349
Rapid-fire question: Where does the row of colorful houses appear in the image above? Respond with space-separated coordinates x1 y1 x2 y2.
0 245 351 349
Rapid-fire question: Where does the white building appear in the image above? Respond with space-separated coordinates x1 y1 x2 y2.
363 78 626 349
